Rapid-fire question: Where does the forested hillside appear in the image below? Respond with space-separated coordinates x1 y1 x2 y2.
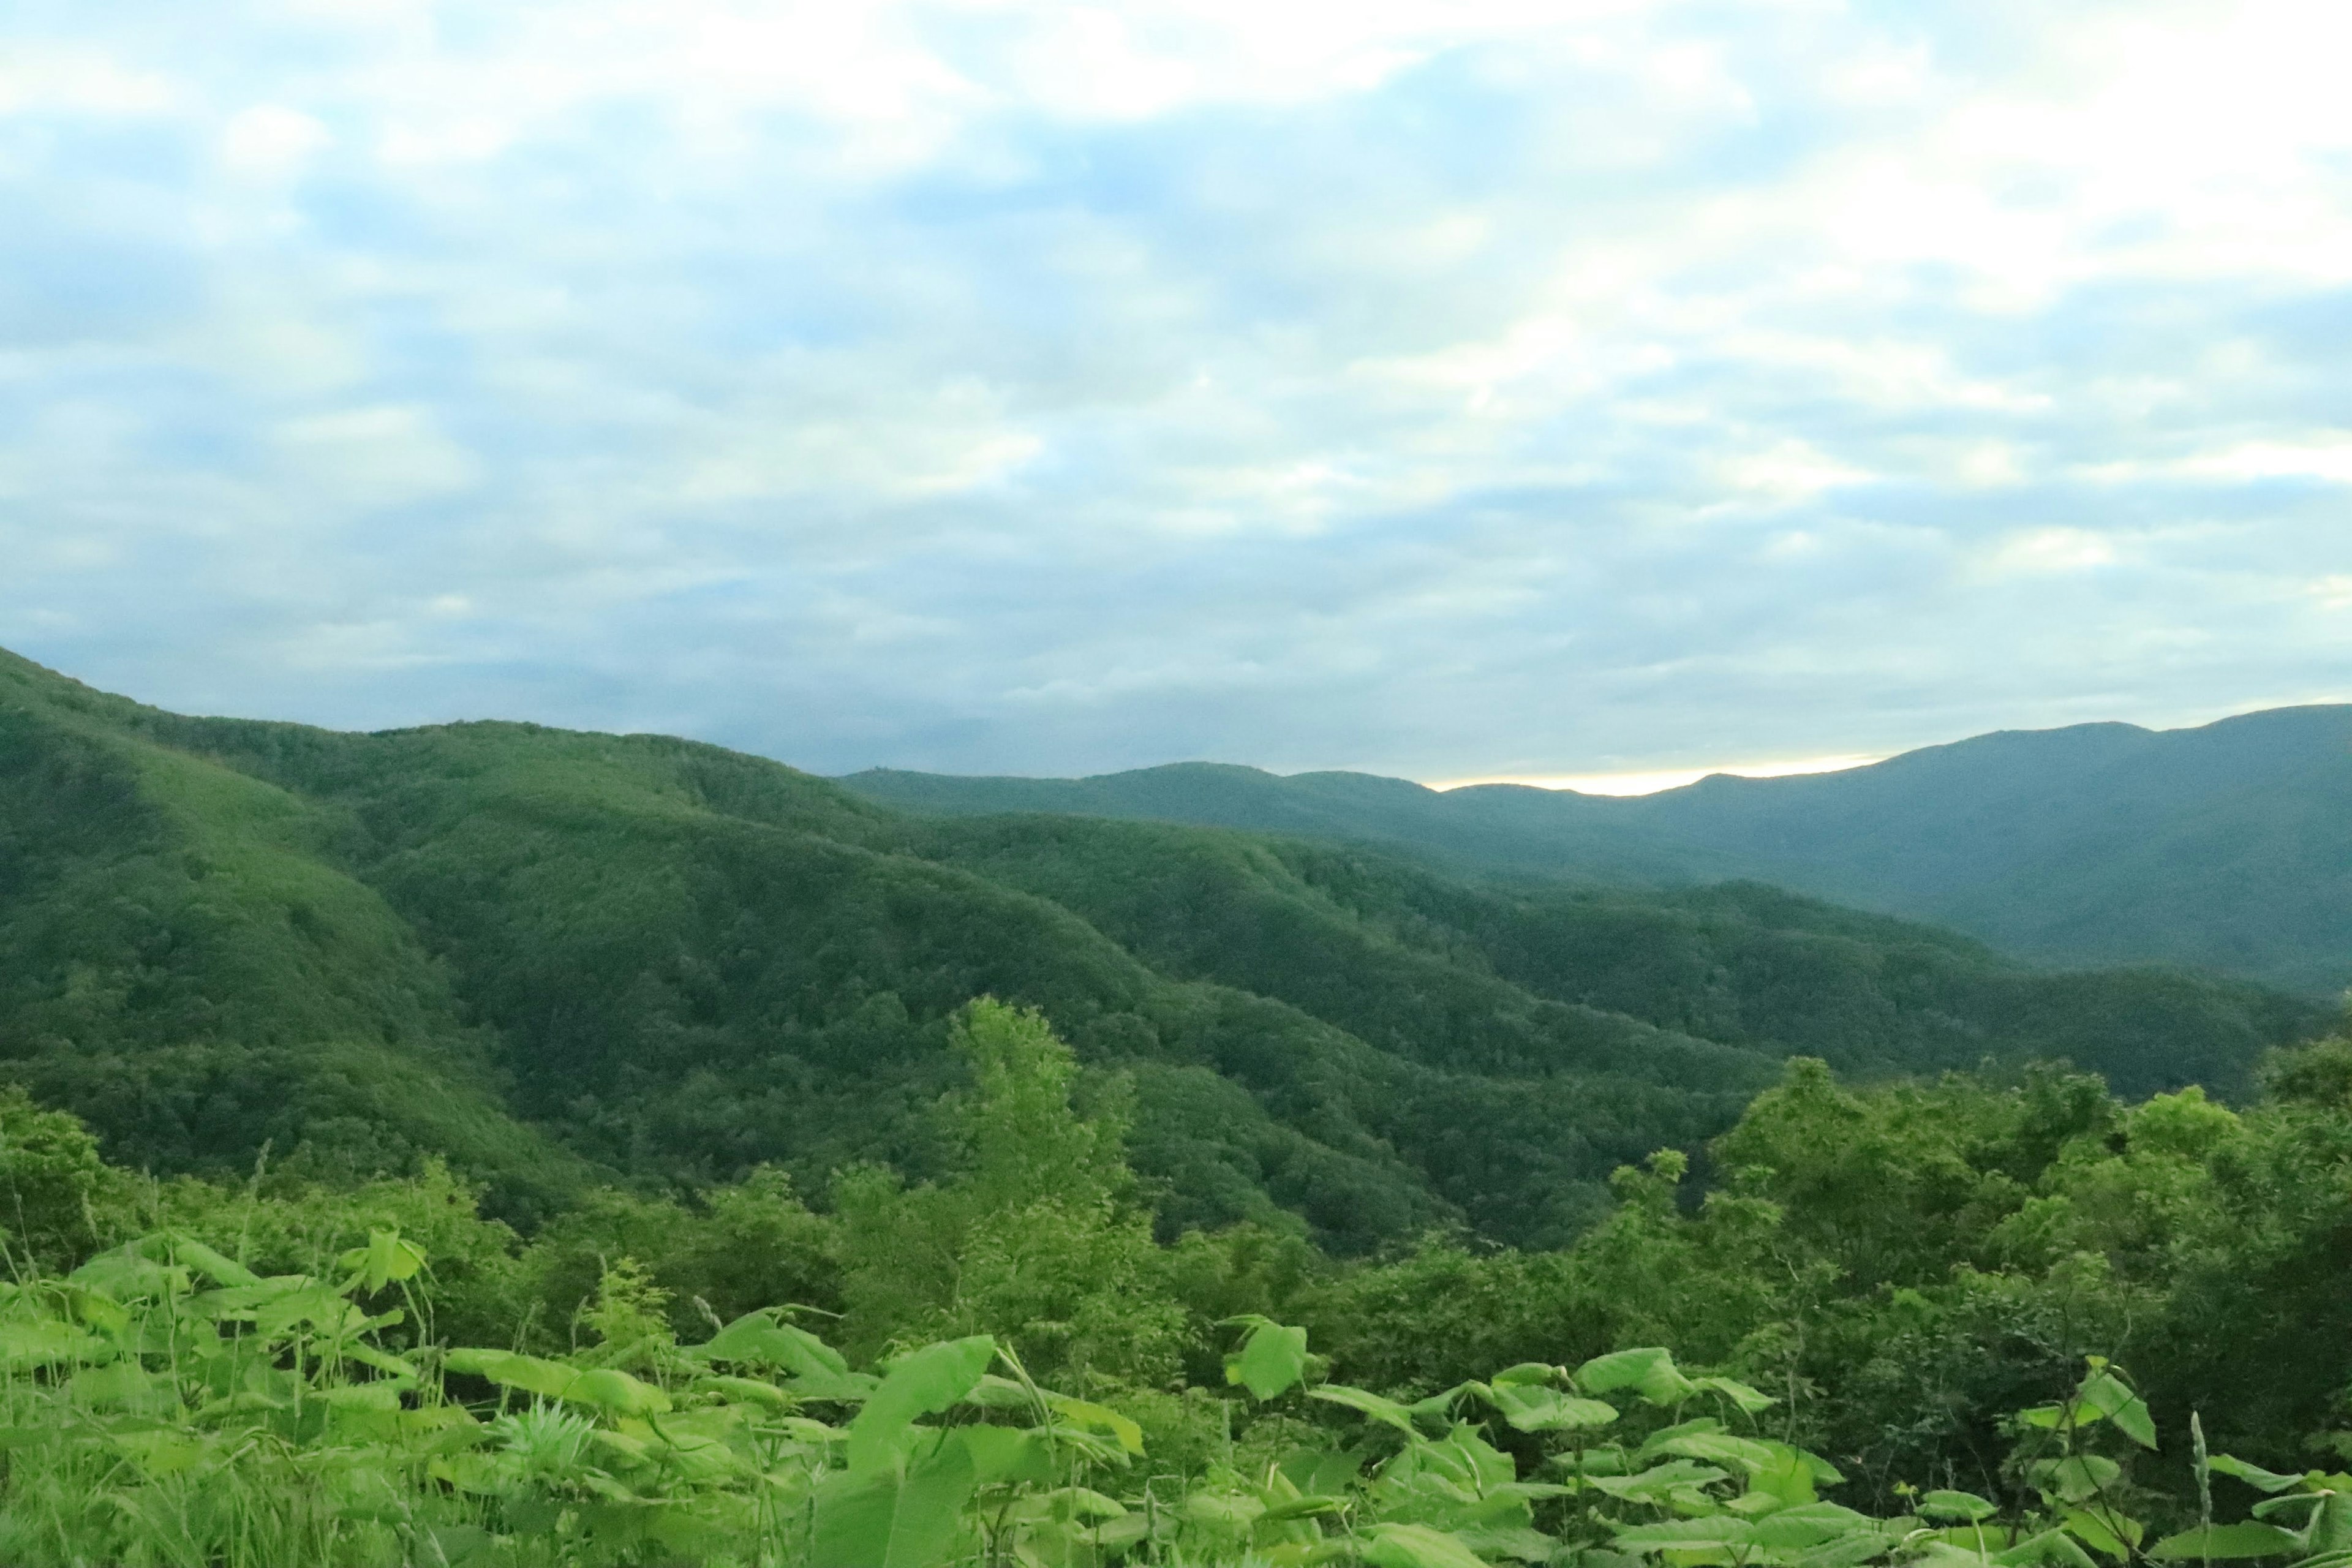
0 648 2324 1250
12 1002 2352 1566
846 705 2352 993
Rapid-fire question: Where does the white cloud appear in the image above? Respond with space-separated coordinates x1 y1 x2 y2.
271 406 478 505
4 0 2352 775
219 105 333 177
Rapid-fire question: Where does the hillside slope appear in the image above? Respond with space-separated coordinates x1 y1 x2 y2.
845 706 2352 993
0 649 2326 1248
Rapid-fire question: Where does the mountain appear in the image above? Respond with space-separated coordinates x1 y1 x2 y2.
844 706 2352 995
0 647 2325 1250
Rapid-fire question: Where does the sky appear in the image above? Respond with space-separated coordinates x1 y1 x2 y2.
6 0 2351 788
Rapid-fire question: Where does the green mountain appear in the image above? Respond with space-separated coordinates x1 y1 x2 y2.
845 706 2352 995
0 648 2324 1249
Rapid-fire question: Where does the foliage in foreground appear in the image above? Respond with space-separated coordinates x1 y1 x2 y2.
12 997 2352 1562
1 1230 2342 1568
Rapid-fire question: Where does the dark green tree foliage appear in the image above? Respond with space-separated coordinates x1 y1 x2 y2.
0 646 2326 1254
12 1002 2352 1559
846 705 2352 993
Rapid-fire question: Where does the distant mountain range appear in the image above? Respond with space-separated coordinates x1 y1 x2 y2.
0 646 2326 1250
843 706 2352 996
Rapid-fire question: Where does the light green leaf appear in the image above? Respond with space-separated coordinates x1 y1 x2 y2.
1749 1503 1877 1551
1919 1491 2000 1523
1043 1393 1144 1457
1694 1375 1776 1416
0 1319 106 1368
315 1382 404 1411
1363 1522 1494 1568
2108 1398 2157 1450
1229 1319 1310 1401
1613 1515 1763 1553
67 1246 187 1303
1578 1346 1698 1406
337 1229 428 1294
2206 1456 2307 1494
696 1374 791 1411
2075 1372 2157 1450
564 1367 671 1415
1748 1443 1824 1507
1585 1460 1732 1504
848 1336 996 1472
443 1348 579 1400
698 1310 851 1379
1184 1490 1267 1531
167 1237 260 1288
1310 1382 1421 1435
956 1426 1055 1486
813 1433 978 1568
1994 1529 2102 1568
1485 1381 1619 1433
67 1362 156 1409
2147 1525 2304 1561
2034 1455 2122 1504
2061 1507 2141 1560
1651 1430 1779 1473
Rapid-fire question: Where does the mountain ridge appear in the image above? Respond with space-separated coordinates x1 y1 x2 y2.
844 703 2352 993
1 647 2328 1249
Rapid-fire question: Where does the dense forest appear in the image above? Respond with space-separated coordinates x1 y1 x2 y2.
7 646 2351 1564
7 998 2352 1564
846 703 2352 994
0 648 2321 1251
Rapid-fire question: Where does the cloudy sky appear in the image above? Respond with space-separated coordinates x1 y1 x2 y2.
7 0 2351 788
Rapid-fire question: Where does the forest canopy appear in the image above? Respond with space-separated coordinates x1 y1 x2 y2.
6 998 2352 1564
0 646 2323 1252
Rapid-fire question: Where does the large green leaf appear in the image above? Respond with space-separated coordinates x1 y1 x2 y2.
2062 1506 2141 1561
2206 1456 2307 1494
1994 1529 2103 1568
68 1246 188 1303
1577 1347 1696 1405
1613 1515 1763 1553
440 1349 669 1413
956 1425 1057 1486
848 1336 996 1472
167 1237 260 1288
564 1368 671 1415
1363 1522 1494 1568
698 1310 851 1379
1748 1502 1877 1551
1583 1458 1731 1506
1228 1319 1310 1401
336 1229 428 1294
813 1433 978 1568
1042 1393 1145 1457
443 1348 579 1400
1651 1430 1779 1473
2075 1372 2158 1451
1311 1382 1421 1435
2148 1525 2304 1561
1694 1375 1776 1416
0 1319 105 1367
1485 1381 1619 1433
1918 1490 1999 1523
2035 1455 2123 1504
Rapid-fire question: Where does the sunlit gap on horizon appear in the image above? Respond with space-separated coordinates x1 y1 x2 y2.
1427 753 1887 797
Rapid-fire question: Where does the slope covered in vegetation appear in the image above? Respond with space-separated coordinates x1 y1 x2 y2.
0 648 2324 1251
846 705 2352 993
9 1000 2352 1566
